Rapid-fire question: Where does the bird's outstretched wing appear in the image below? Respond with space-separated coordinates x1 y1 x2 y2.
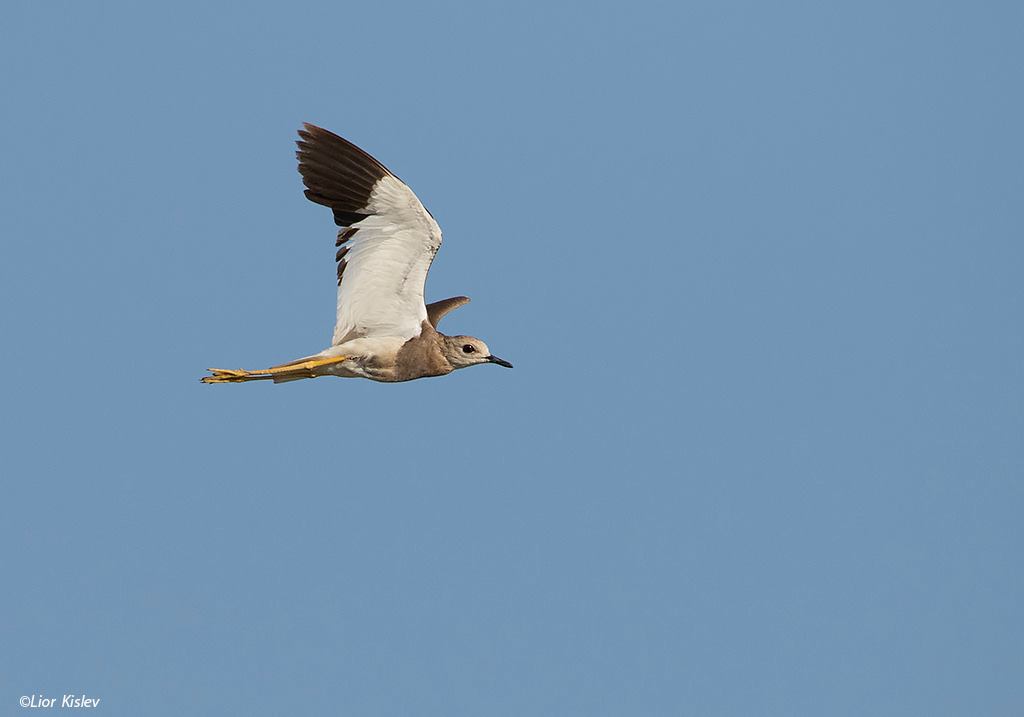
296 123 442 345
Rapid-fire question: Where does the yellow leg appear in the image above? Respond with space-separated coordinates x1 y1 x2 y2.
268 355 351 372
200 356 348 384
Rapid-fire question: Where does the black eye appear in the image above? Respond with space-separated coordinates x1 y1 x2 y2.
462 344 475 353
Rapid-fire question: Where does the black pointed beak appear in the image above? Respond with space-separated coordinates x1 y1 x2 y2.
487 355 513 368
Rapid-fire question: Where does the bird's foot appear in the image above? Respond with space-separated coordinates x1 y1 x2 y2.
200 367 273 383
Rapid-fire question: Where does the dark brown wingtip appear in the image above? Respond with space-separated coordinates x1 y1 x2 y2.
295 123 392 228
297 122 331 143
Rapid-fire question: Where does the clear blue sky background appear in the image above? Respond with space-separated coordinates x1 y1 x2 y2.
1 1 1021 715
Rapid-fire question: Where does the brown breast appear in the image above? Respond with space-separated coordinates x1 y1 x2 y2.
390 321 453 382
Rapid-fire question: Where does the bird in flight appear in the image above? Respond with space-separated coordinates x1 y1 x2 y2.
201 124 512 384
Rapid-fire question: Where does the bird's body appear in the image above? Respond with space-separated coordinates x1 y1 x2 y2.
201 125 511 385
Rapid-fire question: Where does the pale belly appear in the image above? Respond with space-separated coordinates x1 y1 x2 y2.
314 336 406 382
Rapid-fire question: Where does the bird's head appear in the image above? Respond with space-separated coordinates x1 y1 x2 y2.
442 335 513 370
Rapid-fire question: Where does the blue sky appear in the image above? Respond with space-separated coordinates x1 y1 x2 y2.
1 1 1022 715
